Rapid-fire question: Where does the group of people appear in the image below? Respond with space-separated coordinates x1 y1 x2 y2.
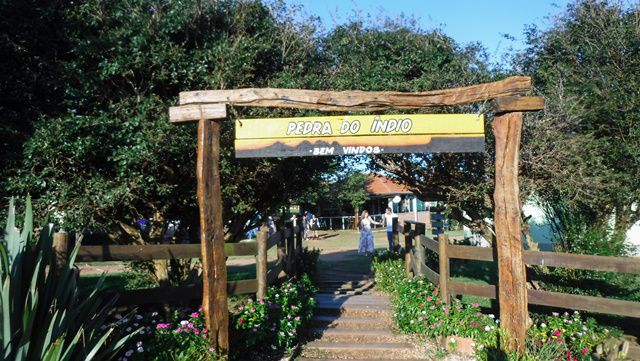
358 207 398 256
291 211 320 240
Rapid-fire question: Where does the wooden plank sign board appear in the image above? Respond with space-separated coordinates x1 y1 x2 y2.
235 114 484 158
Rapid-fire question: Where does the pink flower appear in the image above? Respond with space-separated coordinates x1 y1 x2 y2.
238 319 244 325
426 296 432 302
581 348 588 354
554 329 562 336
191 312 199 318
187 322 194 328
472 303 480 307
472 322 478 327
250 308 255 313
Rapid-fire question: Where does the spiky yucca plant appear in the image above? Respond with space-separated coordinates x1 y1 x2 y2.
0 197 134 361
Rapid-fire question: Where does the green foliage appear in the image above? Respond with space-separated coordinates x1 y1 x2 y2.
392 277 498 349
535 206 640 302
529 311 618 361
0 197 134 360
108 308 216 361
232 274 317 358
295 247 321 281
336 171 370 213
6 0 336 243
517 0 640 232
371 250 405 293
151 310 215 361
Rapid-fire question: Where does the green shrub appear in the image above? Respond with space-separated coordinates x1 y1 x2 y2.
232 274 317 359
371 250 405 293
108 307 216 361
295 247 321 281
0 197 134 360
528 311 619 361
392 277 498 349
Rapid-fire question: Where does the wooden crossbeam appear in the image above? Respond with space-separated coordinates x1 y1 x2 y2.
176 76 533 113
492 96 544 113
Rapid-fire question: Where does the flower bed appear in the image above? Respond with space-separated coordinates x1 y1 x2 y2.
371 253 619 360
106 274 317 361
233 274 317 358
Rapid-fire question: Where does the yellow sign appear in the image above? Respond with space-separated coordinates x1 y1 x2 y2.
236 114 483 139
235 114 484 158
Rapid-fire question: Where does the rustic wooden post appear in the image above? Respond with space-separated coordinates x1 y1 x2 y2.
196 117 229 354
295 222 303 255
278 227 287 265
438 234 450 305
403 222 413 278
392 217 400 252
493 111 528 352
413 235 425 277
52 231 69 274
256 225 269 299
286 225 295 275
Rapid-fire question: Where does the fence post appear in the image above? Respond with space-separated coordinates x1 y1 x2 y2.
53 231 69 274
256 226 268 299
414 234 425 277
286 225 295 276
295 222 303 256
392 217 400 252
278 226 287 266
438 233 450 305
403 222 413 278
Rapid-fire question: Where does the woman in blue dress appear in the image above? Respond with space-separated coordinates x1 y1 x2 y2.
358 210 381 255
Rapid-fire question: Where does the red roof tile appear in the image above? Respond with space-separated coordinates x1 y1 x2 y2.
366 174 412 195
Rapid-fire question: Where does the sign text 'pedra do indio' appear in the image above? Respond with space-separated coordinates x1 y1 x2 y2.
235 114 484 157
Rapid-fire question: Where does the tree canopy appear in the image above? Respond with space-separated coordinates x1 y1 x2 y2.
2 0 639 245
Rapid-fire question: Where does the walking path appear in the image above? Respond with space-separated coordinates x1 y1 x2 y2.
297 269 471 361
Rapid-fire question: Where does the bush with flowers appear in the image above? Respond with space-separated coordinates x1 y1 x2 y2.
371 257 622 361
107 308 216 361
527 311 620 361
371 250 405 293
392 276 499 350
232 274 317 359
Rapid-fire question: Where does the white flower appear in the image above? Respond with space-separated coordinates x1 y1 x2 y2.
450 337 456 343
125 327 132 332
135 315 143 320
180 320 189 326
410 320 415 324
422 310 426 314
136 341 143 347
478 344 484 350
484 326 491 331
137 346 144 353
488 314 495 318
540 323 547 328
151 312 158 317
125 350 134 357
270 345 277 350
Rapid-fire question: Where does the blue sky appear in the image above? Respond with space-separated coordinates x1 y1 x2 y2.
286 0 572 63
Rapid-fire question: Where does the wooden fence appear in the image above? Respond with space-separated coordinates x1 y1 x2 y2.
403 221 640 318
57 223 305 306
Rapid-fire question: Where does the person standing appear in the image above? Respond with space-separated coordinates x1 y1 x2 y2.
305 210 313 240
310 214 319 239
358 210 381 256
302 211 308 240
383 207 397 252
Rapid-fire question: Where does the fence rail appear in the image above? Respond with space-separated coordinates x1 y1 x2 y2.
403 221 640 319
58 224 304 307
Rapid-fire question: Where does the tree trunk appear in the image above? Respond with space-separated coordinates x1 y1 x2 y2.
354 206 359 230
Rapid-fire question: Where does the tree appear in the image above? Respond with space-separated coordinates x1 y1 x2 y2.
319 18 496 235
515 0 640 237
7 0 336 244
336 172 371 229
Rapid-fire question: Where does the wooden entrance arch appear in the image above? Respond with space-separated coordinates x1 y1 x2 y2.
168 76 544 354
